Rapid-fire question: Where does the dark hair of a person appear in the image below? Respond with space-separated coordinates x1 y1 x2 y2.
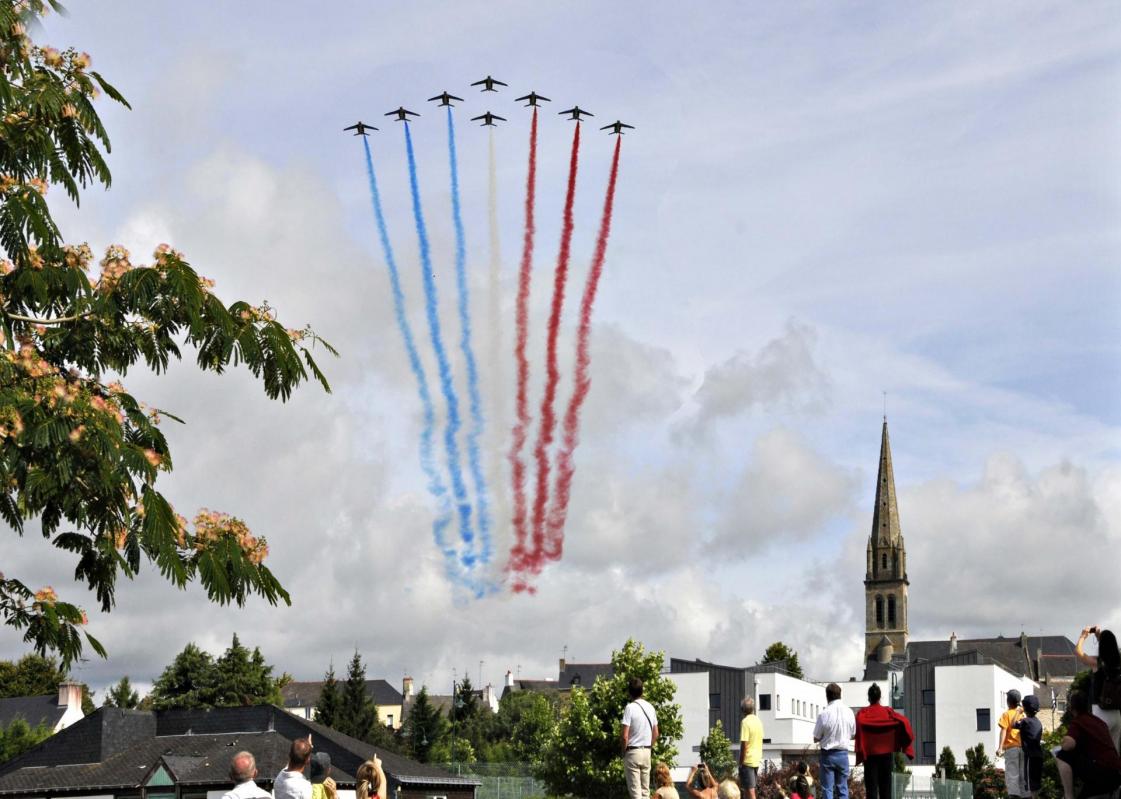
1069 689 1090 715
868 683 882 703
794 775 810 798
1098 629 1121 675
795 761 808 775
628 677 644 700
826 683 841 702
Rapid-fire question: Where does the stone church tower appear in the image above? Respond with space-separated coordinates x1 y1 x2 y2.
864 420 909 661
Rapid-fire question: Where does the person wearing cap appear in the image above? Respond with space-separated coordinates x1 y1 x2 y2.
621 677 659 799
308 752 337 799
1014 695 1044 799
998 688 1025 798
220 751 270 799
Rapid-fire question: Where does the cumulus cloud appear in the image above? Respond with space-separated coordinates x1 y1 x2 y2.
898 456 1121 638
679 320 830 441
709 428 859 556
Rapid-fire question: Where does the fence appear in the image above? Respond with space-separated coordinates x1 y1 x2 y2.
895 772 974 799
437 762 546 799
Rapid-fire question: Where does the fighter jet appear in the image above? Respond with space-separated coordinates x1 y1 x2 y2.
515 91 551 107
428 91 464 107
558 106 594 121
385 107 420 122
471 112 507 127
343 121 378 136
600 120 635 135
471 75 507 92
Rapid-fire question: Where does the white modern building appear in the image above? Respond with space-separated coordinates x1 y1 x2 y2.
933 662 1037 771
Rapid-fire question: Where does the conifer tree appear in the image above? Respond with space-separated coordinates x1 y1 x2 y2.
314 662 341 729
338 651 380 741
103 675 139 709
403 686 446 763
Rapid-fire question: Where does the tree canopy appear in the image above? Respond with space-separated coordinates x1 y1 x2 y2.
0 652 92 712
403 686 446 763
698 719 735 781
102 675 139 709
536 639 682 799
313 662 341 729
150 636 282 710
0 0 334 667
759 641 804 679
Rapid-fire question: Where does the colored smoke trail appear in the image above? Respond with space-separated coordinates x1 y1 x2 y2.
486 127 510 553
545 136 623 557
507 107 538 574
527 121 582 572
402 122 479 579
360 137 456 580
446 107 492 567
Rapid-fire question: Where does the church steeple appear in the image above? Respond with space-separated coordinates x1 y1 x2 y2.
871 420 903 547
864 419 909 661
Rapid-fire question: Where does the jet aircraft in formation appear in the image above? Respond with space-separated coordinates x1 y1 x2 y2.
559 106 594 121
343 121 378 136
471 111 506 127
346 84 631 135
471 75 507 92
428 91 463 107
601 120 635 135
515 91 550 107
385 106 420 122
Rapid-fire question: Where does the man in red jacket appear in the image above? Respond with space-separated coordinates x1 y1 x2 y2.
855 684 915 799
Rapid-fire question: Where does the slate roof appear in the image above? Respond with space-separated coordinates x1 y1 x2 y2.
0 705 477 796
863 635 1078 682
0 695 64 729
558 662 613 688
281 679 403 709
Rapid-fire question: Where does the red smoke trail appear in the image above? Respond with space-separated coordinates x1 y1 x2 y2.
507 108 538 577
544 136 622 560
527 121 581 574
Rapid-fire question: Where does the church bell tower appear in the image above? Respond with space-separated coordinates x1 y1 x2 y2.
864 419 909 661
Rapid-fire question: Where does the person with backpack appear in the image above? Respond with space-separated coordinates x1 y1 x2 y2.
1076 625 1121 753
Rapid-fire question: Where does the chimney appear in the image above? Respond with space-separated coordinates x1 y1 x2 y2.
505 670 513 688
402 676 414 699
58 680 83 711
949 632 958 654
558 657 566 677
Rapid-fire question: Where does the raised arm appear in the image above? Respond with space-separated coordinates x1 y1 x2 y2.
1075 627 1099 669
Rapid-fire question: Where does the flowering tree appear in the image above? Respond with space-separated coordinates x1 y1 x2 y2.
0 0 334 666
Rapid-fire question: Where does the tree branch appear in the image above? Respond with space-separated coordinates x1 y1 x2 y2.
3 310 93 325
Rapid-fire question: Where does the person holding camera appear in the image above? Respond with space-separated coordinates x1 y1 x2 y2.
685 763 718 799
1076 625 1121 754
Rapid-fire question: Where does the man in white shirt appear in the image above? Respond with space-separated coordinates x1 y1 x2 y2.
814 683 856 799
620 677 659 799
220 751 270 799
273 737 314 799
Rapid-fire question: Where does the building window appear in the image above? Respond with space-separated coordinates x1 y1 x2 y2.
387 714 394 726
922 689 935 706
758 693 772 711
923 741 935 759
875 595 884 628
976 708 991 731
710 693 721 710
888 595 896 627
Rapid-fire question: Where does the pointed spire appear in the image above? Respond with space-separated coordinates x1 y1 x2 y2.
870 420 903 545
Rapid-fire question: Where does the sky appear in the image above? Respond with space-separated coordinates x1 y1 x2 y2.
2 1 1119 705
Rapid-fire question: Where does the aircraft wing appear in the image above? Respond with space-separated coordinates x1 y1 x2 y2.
493 79 508 86
470 79 487 86
515 94 531 102
471 114 487 121
493 114 507 121
344 124 360 131
449 94 464 102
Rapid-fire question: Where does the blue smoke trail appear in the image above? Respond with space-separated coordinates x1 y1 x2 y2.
402 122 479 580
446 106 493 567
361 137 458 583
